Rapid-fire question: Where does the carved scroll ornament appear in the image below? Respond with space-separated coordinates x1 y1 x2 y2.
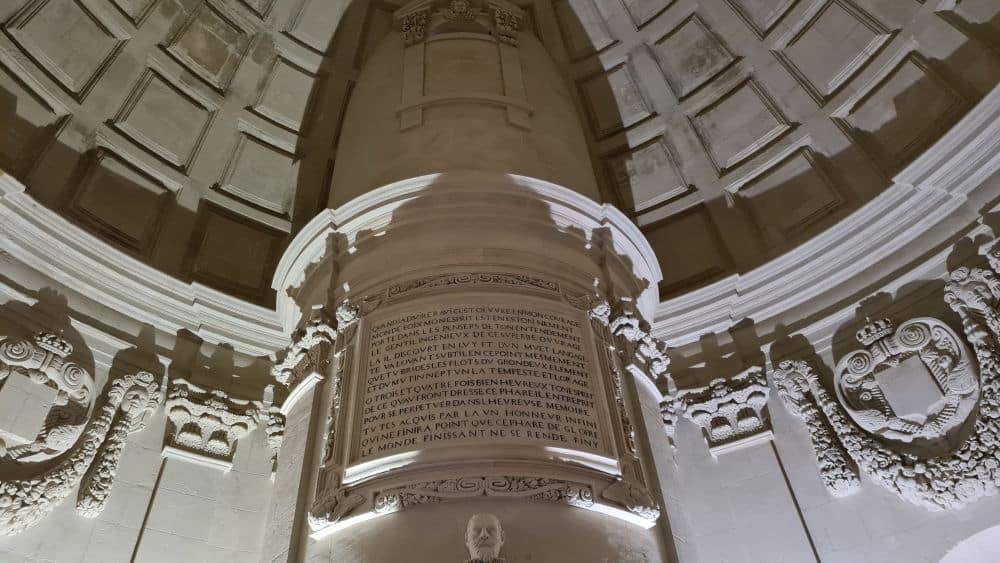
676 367 771 453
0 333 95 462
164 379 259 468
834 317 979 455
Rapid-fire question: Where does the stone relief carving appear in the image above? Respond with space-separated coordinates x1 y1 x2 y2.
676 367 771 453
607 297 671 382
261 384 284 474
465 513 505 563
441 0 481 22
834 317 979 456
271 308 337 389
772 262 1000 510
309 300 362 530
398 7 430 46
0 369 160 535
77 371 161 517
0 333 95 462
489 1 522 45
602 479 661 521
373 476 594 514
771 360 861 498
164 379 260 468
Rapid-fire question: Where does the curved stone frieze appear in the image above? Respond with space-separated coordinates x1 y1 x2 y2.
0 332 96 462
834 317 979 456
0 371 160 535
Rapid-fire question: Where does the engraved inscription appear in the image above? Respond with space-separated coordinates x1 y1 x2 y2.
356 304 607 460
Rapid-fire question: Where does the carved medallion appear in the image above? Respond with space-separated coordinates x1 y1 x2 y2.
834 317 978 456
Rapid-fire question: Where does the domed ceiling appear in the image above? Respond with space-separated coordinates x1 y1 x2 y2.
1 0 998 305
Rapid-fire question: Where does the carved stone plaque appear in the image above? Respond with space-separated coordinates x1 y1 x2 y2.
349 299 612 463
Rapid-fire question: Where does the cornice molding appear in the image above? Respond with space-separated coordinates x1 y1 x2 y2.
0 176 286 356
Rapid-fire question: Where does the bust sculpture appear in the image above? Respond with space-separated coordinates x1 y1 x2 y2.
465 513 505 563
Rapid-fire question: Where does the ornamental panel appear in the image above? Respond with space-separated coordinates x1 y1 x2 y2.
651 13 737 100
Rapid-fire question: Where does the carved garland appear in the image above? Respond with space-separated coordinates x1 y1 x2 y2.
0 369 160 535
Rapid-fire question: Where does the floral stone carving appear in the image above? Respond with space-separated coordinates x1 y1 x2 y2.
677 367 771 454
834 317 978 456
771 361 861 498
271 308 337 390
373 476 594 514
164 379 260 469
77 372 161 517
0 371 160 535
0 332 95 462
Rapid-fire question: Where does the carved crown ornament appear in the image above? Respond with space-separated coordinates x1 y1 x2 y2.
0 333 162 535
163 378 261 470
770 259 1000 510
395 0 524 46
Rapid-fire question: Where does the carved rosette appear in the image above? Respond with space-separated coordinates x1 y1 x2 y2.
397 6 430 46
164 379 260 468
834 317 979 455
0 332 95 462
676 367 771 453
0 370 160 535
372 476 594 515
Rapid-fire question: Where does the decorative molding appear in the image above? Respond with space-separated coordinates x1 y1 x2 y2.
0 370 160 535
677 367 771 454
163 378 260 470
271 308 336 390
771 360 860 497
0 175 286 357
372 476 595 514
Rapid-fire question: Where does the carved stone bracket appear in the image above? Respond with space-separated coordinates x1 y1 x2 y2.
372 476 595 515
602 479 660 522
395 0 523 46
676 367 771 454
271 307 337 391
606 298 671 383
163 379 260 470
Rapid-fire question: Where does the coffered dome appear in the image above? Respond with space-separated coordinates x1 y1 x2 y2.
1 0 998 308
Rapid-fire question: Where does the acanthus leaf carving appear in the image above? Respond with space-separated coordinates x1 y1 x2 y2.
164 379 260 468
271 308 337 388
676 367 771 453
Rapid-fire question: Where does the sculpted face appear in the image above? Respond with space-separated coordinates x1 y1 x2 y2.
465 513 504 560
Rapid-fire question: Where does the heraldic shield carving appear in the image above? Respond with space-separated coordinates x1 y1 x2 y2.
834 317 979 457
